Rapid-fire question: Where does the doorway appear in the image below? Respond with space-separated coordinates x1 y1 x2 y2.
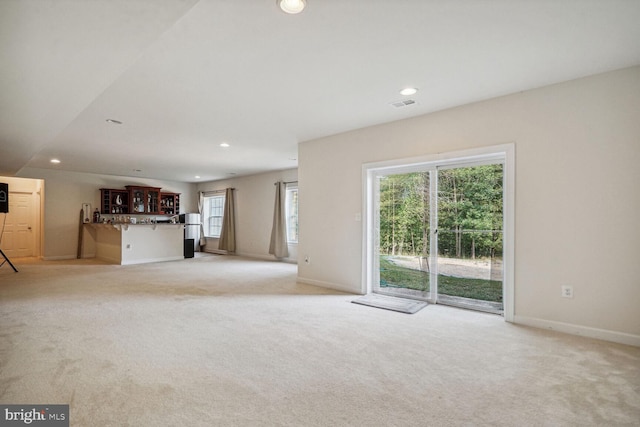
364 145 514 319
0 177 43 259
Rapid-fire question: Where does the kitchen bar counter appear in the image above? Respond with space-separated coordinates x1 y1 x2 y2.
85 223 184 265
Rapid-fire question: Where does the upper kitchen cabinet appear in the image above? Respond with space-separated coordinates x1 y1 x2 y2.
160 192 180 216
100 188 130 214
126 186 161 215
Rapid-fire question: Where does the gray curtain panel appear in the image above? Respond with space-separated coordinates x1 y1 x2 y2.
218 188 236 253
269 182 289 258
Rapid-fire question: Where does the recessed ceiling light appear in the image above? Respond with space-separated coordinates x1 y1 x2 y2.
277 0 306 14
50 158 61 164
220 142 230 148
106 119 123 125
400 87 418 96
194 176 201 179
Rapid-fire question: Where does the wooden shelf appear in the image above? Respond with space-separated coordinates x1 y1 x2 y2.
100 187 180 216
160 192 180 216
100 188 129 215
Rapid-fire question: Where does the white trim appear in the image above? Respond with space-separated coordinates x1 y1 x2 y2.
236 251 297 264
430 168 438 302
237 252 261 259
363 144 512 173
361 166 375 294
120 255 184 265
502 144 515 322
297 277 358 294
362 143 515 321
205 247 227 255
514 315 640 347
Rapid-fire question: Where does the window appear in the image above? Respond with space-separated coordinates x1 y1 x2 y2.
285 185 298 243
204 194 225 238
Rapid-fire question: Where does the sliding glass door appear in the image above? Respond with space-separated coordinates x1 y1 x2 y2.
371 159 505 314
374 170 435 301
435 164 504 314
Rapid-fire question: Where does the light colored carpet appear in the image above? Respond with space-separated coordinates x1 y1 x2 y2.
1 255 639 426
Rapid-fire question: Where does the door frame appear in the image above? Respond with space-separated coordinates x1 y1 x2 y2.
7 190 37 257
0 177 44 259
362 143 515 322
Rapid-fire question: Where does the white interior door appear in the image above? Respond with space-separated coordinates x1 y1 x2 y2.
1 191 36 258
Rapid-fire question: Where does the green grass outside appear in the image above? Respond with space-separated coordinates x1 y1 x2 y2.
379 257 502 302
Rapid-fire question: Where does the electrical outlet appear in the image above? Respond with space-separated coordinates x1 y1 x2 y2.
561 285 573 298
304 256 310 265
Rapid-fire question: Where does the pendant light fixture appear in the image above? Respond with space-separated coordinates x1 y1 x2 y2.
277 0 306 14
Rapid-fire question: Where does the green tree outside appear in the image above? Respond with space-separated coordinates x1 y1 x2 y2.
378 164 504 303
379 164 503 260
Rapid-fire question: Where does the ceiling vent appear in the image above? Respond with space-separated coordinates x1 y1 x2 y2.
390 99 417 108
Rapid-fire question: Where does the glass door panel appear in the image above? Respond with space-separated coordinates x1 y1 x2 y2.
131 189 145 213
436 164 504 314
148 190 159 213
374 171 433 301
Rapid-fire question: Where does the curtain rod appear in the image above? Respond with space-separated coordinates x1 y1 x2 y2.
274 181 298 185
202 188 235 196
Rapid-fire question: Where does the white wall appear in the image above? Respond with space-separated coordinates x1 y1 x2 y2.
17 168 196 260
196 168 298 262
298 66 640 344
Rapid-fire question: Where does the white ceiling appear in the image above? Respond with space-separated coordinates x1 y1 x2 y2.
2 0 639 182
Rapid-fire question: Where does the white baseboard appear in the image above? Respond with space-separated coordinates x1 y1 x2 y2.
514 315 640 347
121 256 184 266
235 251 298 264
296 277 356 294
42 255 77 261
204 249 228 255
236 251 272 261
203 247 298 264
